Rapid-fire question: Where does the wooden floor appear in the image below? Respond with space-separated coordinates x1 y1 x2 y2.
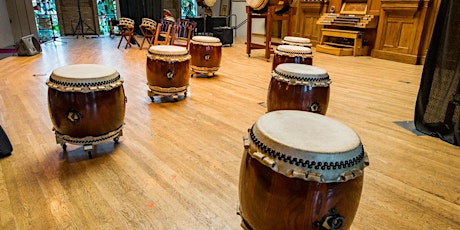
0 35 458 229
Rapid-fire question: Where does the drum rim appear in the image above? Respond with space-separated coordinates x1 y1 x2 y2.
272 63 330 86
275 45 312 55
191 36 222 45
283 36 311 43
247 110 369 183
148 45 189 56
246 0 270 11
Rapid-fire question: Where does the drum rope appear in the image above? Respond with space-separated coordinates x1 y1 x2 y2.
249 127 365 170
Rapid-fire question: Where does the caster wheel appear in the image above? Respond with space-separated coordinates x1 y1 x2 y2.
150 96 155 102
248 54 251 57
114 137 119 143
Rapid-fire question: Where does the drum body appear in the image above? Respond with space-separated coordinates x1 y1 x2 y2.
190 36 222 76
238 110 369 230
246 0 293 14
272 45 313 70
282 36 313 48
267 63 331 114
47 64 126 145
146 45 191 98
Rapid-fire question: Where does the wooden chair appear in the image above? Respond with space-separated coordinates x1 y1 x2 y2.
153 20 175 45
117 17 138 49
139 18 157 49
171 20 196 50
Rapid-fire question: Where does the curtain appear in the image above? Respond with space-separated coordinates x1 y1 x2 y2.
118 0 163 33
415 0 460 146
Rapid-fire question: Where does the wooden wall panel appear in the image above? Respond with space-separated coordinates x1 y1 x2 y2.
291 1 328 46
371 0 433 64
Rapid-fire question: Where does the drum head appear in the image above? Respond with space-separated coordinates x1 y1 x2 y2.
255 111 360 154
276 45 312 54
204 0 216 7
191 36 222 44
246 0 269 11
48 64 122 92
250 110 367 182
282 36 312 47
148 45 189 56
283 36 311 44
273 63 330 86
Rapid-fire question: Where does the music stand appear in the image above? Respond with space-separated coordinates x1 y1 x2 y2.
72 0 98 38
44 13 66 46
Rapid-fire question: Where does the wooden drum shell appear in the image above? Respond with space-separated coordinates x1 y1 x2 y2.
239 150 364 230
146 58 190 90
48 86 126 138
267 78 330 114
190 42 222 73
272 54 313 70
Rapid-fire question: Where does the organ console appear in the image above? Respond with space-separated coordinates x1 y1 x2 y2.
316 0 379 56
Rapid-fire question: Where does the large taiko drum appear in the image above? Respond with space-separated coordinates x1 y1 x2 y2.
272 44 313 70
267 63 331 114
189 35 222 77
238 110 369 230
282 36 313 48
47 64 126 147
146 45 191 100
246 0 292 14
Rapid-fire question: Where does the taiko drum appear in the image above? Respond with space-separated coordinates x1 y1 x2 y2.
267 63 331 114
47 64 126 145
146 45 191 98
282 36 313 48
246 0 293 14
272 44 313 70
238 110 369 230
189 36 222 76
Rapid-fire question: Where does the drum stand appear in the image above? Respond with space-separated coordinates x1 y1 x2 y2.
147 85 188 102
246 6 296 61
55 127 123 159
190 66 219 78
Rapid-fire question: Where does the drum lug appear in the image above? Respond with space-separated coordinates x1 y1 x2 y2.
243 136 250 149
315 208 345 230
252 151 277 170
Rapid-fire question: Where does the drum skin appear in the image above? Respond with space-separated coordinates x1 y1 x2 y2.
272 54 313 70
267 78 330 114
248 0 293 13
48 86 126 138
146 58 190 89
190 42 222 71
239 151 364 230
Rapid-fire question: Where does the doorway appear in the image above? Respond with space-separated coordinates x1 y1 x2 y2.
96 0 118 36
32 0 61 42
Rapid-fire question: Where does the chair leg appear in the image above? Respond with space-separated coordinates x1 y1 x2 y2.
139 37 146 50
125 36 131 49
117 35 124 49
148 37 154 48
